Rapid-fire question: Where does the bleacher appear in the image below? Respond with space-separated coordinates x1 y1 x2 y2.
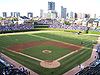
0 57 30 75
0 24 33 32
49 24 89 31
35 19 54 25
75 63 100 75
76 43 100 75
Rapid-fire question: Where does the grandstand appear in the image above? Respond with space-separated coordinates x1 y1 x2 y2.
0 24 33 32
75 44 100 75
0 54 30 75
75 59 100 75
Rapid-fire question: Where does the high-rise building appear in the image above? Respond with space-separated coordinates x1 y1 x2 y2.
94 14 96 18
81 13 85 19
48 2 55 10
11 12 13 17
61 6 67 19
70 12 74 18
17 12 20 17
74 13 78 19
85 14 90 18
77 13 82 19
2 12 7 18
47 11 57 19
67 13 69 18
51 11 58 19
27 12 33 18
11 12 20 17
40 9 43 18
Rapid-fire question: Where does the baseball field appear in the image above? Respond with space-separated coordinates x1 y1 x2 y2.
0 30 98 75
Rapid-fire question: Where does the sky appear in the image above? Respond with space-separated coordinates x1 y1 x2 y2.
0 0 100 17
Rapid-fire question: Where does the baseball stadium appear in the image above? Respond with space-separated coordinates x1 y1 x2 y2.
0 17 100 75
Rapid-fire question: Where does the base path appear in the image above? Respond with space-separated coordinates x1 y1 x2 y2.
56 50 78 61
6 48 43 62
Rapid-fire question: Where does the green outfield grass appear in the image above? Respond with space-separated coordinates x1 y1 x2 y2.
0 34 47 47
88 30 100 34
0 31 98 75
33 31 97 47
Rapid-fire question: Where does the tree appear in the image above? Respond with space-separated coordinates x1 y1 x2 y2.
86 27 90 33
0 17 3 20
64 21 71 25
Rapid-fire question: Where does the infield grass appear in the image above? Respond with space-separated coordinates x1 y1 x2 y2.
21 45 72 60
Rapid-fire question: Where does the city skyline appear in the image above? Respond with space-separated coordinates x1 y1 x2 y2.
0 0 100 17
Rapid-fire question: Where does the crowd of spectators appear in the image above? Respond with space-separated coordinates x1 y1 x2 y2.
0 66 30 75
48 20 100 31
35 19 54 25
0 19 100 32
0 24 33 32
36 19 100 31
76 44 100 75
0 57 30 75
46 19 91 31
91 27 100 32
49 23 89 31
75 59 100 75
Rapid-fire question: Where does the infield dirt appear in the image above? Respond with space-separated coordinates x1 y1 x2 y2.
7 41 82 52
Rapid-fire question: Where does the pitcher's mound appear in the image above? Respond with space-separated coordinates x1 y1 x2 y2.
42 50 52 54
40 60 60 68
